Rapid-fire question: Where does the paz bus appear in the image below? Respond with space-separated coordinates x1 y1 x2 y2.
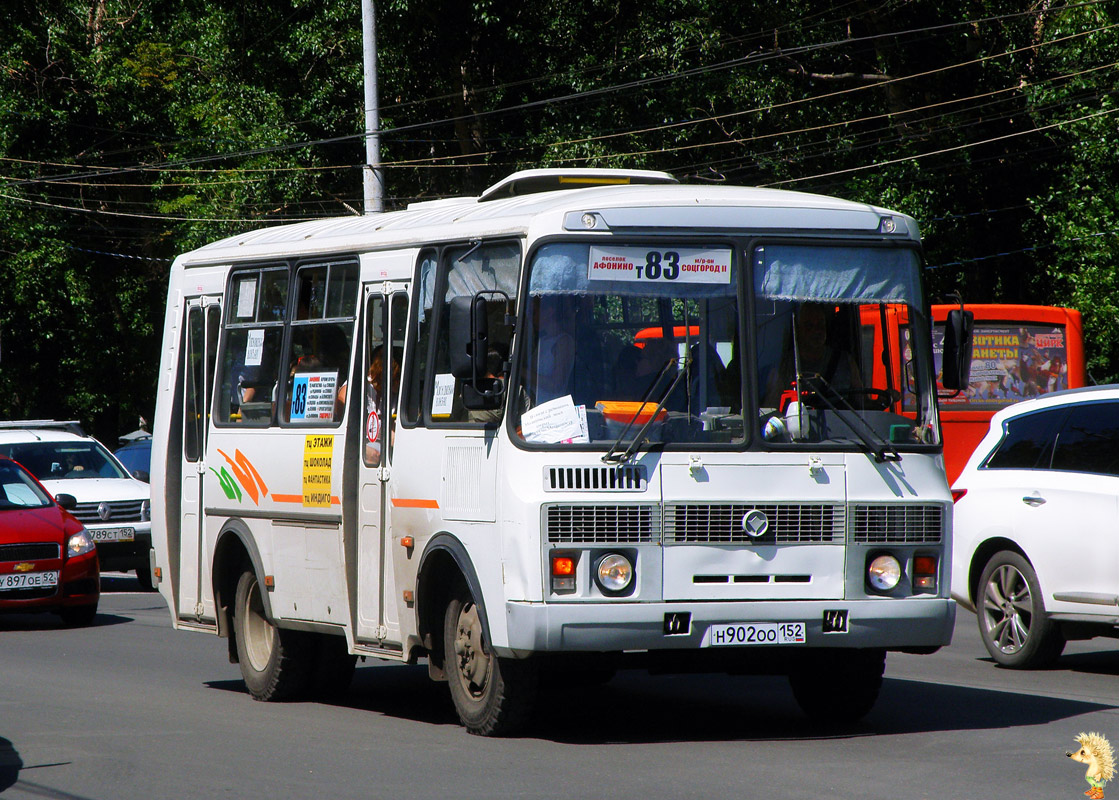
150 168 968 735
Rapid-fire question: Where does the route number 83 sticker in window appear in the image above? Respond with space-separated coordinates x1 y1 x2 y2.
588 245 732 285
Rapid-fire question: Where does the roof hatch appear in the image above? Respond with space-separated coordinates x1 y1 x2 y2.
478 168 677 202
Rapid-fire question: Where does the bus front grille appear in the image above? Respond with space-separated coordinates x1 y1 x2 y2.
663 503 846 545
850 504 944 543
545 504 660 543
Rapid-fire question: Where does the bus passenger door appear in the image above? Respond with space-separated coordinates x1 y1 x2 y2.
356 287 407 643
180 298 221 622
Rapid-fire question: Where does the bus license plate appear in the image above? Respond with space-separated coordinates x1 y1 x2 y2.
0 570 59 591
708 622 806 646
90 527 135 542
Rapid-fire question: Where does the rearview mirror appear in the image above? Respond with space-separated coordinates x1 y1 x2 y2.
449 295 488 381
940 307 974 392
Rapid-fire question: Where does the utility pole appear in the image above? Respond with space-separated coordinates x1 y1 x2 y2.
361 0 383 214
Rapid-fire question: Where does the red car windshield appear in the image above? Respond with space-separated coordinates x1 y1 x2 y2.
0 459 53 509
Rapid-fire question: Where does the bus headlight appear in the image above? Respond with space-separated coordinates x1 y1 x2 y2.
595 553 634 594
867 554 901 592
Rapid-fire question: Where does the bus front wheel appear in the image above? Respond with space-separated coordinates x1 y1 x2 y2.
788 648 885 723
443 584 537 736
233 569 312 701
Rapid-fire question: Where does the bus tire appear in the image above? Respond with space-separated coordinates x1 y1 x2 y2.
443 583 537 736
788 648 885 723
233 569 312 701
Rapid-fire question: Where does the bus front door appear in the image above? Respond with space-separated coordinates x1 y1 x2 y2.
355 287 407 644
179 298 221 622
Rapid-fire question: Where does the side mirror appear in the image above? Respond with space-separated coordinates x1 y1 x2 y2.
132 469 150 483
449 295 488 381
940 307 974 392
55 493 77 510
450 292 510 412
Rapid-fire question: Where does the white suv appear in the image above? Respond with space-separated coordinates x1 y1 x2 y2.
0 421 153 589
951 386 1119 668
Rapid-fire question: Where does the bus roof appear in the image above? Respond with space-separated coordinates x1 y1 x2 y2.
175 169 918 268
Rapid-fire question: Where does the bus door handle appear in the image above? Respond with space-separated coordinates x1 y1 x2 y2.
1021 492 1046 507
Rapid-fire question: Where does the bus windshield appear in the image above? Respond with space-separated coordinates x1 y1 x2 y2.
512 241 939 453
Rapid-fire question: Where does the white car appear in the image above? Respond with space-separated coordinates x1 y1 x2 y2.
951 385 1119 668
0 421 153 589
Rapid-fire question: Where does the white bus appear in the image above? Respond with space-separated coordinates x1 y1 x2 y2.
151 168 968 735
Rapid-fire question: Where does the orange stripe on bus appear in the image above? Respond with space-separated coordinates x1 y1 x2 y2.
392 498 440 509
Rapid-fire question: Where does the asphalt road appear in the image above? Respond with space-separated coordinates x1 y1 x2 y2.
4 577 1119 800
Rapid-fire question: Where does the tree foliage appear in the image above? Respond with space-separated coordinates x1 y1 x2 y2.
2 0 1119 440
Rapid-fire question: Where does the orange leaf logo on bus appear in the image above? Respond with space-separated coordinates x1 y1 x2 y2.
210 449 269 505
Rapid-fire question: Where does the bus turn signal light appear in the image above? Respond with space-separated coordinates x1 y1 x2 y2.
913 555 937 592
552 556 575 576
551 555 576 594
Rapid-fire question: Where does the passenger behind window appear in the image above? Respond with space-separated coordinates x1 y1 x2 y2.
467 348 507 425
532 297 575 404
614 338 679 405
763 302 861 409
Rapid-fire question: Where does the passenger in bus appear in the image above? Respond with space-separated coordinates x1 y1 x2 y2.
763 302 861 409
532 298 575 404
614 338 679 404
467 348 507 425
361 345 401 465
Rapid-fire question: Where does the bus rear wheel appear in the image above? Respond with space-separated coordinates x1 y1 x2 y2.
443 584 537 736
233 569 312 701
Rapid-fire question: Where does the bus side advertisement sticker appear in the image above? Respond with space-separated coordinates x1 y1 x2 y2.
302 434 333 507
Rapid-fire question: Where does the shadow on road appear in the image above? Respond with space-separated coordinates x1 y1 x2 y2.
0 736 21 792
0 612 132 632
204 661 1112 744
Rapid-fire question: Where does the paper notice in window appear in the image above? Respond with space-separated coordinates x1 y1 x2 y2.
245 329 264 367
521 395 589 444
236 277 257 318
432 373 456 417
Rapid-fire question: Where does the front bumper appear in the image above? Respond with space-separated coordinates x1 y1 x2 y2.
502 597 955 655
90 526 152 572
0 551 100 615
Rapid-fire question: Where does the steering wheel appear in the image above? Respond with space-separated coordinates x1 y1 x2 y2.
837 388 897 411
796 387 897 412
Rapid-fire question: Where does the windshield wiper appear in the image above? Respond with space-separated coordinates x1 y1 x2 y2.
798 373 901 463
602 353 692 465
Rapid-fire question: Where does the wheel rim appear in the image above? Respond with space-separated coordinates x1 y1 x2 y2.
451 600 491 699
241 577 274 672
981 563 1033 654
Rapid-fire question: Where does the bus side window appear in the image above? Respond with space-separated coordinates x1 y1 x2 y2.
425 241 520 426
281 261 358 426
215 267 287 426
402 251 437 426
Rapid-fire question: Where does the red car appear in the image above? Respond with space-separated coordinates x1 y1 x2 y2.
0 455 99 625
